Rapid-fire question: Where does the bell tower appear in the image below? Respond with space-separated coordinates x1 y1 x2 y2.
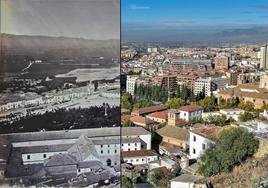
167 109 180 126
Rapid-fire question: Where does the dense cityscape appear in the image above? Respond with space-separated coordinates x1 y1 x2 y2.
120 43 268 188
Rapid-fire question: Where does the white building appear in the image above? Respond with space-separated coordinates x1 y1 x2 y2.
121 150 159 165
126 76 138 95
178 104 203 122
194 76 229 96
240 120 268 133
194 77 215 96
121 137 141 151
121 127 151 150
170 174 201 188
219 108 245 121
189 126 222 159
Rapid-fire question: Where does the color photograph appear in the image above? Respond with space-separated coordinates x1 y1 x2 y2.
0 0 120 187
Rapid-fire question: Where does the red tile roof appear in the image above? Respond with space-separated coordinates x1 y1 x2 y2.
147 111 168 120
191 126 223 140
130 116 155 125
179 104 202 112
121 150 159 158
132 105 167 116
121 115 132 122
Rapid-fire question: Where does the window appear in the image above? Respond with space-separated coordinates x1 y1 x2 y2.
101 150 103 154
136 159 139 162
128 143 130 146
202 144 206 150
193 136 196 142
107 150 110 154
43 154 47 158
101 145 103 148
108 144 110 147
27 155 30 160
142 158 145 161
78 169 81 173
135 143 137 146
114 162 117 165
193 148 196 154
115 149 117 153
121 144 124 146
128 149 130 151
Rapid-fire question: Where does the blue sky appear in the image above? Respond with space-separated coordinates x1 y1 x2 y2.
122 0 268 42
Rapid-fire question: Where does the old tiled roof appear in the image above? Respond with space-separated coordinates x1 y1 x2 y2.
179 104 203 112
121 127 151 136
121 137 141 144
0 127 120 142
121 115 132 122
132 105 167 115
121 150 158 158
156 125 189 141
190 126 223 140
147 111 168 120
130 116 156 125
159 141 184 153
44 153 77 167
219 83 268 100
67 134 99 162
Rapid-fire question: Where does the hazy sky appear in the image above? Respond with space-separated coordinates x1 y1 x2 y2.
122 0 268 42
1 0 119 40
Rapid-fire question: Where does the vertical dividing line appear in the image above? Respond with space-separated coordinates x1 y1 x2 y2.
119 0 122 179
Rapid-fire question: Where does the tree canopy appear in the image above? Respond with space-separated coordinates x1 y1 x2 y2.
198 127 259 177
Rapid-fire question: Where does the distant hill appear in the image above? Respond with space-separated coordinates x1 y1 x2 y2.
0 34 120 75
0 33 119 58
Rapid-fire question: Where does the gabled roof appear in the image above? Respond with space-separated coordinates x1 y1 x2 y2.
67 134 99 162
147 111 168 120
156 126 189 141
179 104 203 112
122 150 158 158
130 116 156 125
44 153 77 167
122 127 151 136
190 125 223 140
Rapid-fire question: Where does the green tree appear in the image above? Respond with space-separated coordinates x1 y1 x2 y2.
239 101 255 112
239 112 255 122
149 169 170 188
197 96 217 112
204 114 233 126
165 98 187 109
198 127 259 177
121 176 134 188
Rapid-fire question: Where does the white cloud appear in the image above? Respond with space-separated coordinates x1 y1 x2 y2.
129 4 150 10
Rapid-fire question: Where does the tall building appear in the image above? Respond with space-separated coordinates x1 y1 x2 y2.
214 56 229 71
154 74 177 94
260 45 268 69
194 77 229 96
237 72 261 85
126 75 138 95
